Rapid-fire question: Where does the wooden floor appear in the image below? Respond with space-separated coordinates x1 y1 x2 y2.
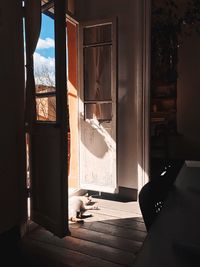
19 198 147 267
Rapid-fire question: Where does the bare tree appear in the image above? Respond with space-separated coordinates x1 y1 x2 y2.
35 64 55 87
34 65 56 121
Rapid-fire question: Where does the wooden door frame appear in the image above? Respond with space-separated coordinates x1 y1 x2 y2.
137 0 151 192
66 16 80 193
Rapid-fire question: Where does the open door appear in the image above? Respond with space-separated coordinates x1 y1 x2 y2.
79 20 117 193
24 0 69 237
67 18 79 193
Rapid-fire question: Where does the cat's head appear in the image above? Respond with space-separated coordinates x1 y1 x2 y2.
84 194 92 205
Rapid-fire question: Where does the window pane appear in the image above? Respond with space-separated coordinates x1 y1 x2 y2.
84 46 111 101
85 103 112 121
36 96 56 121
84 24 112 45
34 14 55 89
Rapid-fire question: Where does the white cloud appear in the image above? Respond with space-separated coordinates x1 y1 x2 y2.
37 37 55 49
34 52 55 85
34 52 55 68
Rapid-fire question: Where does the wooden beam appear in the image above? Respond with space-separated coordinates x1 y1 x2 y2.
41 0 54 12
54 0 69 236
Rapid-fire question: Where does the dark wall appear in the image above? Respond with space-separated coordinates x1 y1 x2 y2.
0 1 26 234
177 32 200 160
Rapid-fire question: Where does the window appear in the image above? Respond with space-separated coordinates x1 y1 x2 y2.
83 23 113 122
34 13 56 122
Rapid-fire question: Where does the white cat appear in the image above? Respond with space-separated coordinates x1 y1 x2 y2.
68 194 98 223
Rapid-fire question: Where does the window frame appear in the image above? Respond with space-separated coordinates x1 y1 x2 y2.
82 20 115 123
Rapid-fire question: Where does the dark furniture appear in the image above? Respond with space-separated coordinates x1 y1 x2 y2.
135 161 200 267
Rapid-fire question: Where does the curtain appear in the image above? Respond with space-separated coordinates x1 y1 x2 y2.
24 0 41 131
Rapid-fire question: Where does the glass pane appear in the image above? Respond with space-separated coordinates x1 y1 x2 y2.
36 96 56 121
84 46 111 101
85 103 112 121
84 24 112 45
34 14 55 88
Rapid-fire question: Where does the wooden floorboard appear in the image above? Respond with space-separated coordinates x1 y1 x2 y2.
78 221 146 242
25 228 136 267
92 198 142 214
19 200 147 267
90 206 143 220
75 211 146 231
20 238 122 267
98 218 146 232
70 227 143 253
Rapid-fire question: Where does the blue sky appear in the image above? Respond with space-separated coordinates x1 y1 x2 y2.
34 14 55 84
36 14 55 58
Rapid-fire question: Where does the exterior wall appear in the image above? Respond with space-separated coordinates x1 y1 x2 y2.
75 0 147 191
177 32 200 160
0 1 26 234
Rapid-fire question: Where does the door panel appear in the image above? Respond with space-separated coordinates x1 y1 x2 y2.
31 125 68 237
25 0 69 237
84 46 112 101
80 20 117 193
67 19 79 190
80 119 116 193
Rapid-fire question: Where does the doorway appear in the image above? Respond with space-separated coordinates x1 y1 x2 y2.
26 1 117 236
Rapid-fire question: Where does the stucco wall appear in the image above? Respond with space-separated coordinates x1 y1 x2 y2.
0 1 26 234
75 0 145 189
177 32 200 160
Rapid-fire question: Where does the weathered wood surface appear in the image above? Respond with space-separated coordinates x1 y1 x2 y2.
19 199 147 267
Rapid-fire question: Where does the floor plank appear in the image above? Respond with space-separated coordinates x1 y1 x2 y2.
70 227 143 253
19 200 146 267
25 228 136 267
92 198 142 215
78 221 146 242
79 214 146 232
20 237 122 267
90 206 143 220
